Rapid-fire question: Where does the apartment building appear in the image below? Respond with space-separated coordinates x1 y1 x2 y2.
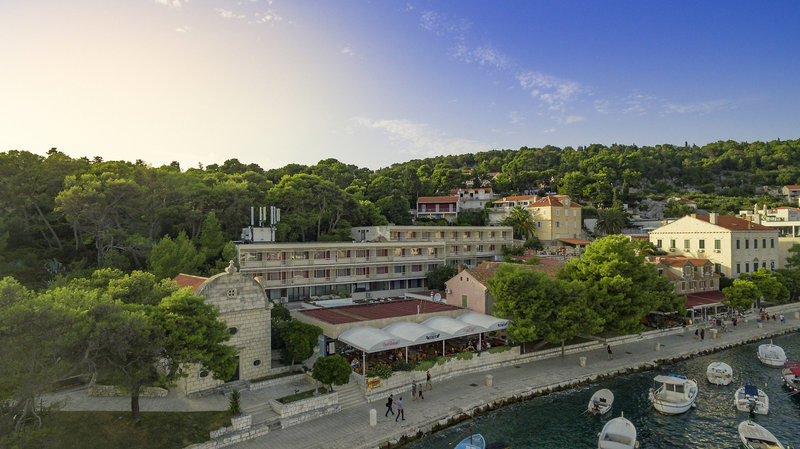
451 188 495 210
528 195 583 242
648 213 779 278
487 195 538 224
646 255 719 296
237 225 514 302
781 185 800 202
416 196 459 222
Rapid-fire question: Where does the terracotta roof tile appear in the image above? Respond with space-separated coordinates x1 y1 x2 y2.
784 185 800 189
466 261 562 287
497 195 536 202
172 273 208 293
417 196 458 203
297 299 460 325
694 215 775 231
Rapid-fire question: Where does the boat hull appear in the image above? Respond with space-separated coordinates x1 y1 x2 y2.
705 362 733 385
738 421 785 449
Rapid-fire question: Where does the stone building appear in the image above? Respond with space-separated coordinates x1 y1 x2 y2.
173 263 272 395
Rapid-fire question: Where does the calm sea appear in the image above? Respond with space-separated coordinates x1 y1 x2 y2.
403 332 800 449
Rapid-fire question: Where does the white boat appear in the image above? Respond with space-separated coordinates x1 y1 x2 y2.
782 362 800 392
738 420 785 449
455 434 485 449
706 362 733 385
588 388 614 415
757 340 788 367
597 412 639 449
648 374 698 415
734 385 769 415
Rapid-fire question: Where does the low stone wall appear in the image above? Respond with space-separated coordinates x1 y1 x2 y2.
269 391 340 428
184 414 269 449
604 326 686 346
249 372 306 391
362 347 522 402
88 384 168 398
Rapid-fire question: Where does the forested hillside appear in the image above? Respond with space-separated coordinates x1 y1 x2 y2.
1 139 798 288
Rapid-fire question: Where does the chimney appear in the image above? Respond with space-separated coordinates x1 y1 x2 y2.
690 213 697 219
709 212 718 225
458 264 464 273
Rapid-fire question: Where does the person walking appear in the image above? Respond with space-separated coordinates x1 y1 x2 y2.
411 382 417 401
694 329 699 340
607 345 613 360
418 384 424 400
733 316 738 328
700 328 705 341
384 394 394 417
395 397 405 421
780 314 786 324
426 370 432 391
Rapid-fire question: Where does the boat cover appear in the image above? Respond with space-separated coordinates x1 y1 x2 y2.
654 375 689 384
790 367 800 377
744 385 758 397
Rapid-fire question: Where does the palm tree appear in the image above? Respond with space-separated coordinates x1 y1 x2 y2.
500 205 536 240
594 207 629 235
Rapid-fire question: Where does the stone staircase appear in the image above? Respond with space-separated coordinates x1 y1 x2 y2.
334 379 367 410
243 400 280 427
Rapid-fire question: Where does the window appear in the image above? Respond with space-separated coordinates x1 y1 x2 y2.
745 264 749 273
762 262 766 268
316 269 329 278
376 266 389 274
356 249 369 258
573 209 577 217
699 240 705 249
537 222 541 228
377 249 389 257
394 265 406 274
556 221 561 228
656 240 663 249
714 239 721 250
684 239 690 249
394 248 406 257
336 268 351 277
411 264 423 272
356 267 369 276
410 247 421 256
763 239 767 248
292 270 309 278
253 359 261 366
229 327 238 335
556 209 560 216
745 239 749 249
464 232 471 238
714 263 721 273
753 262 758 272
316 250 331 259
736 239 740 249
754 239 758 249
771 238 775 248
227 288 237 298
461 294 468 308
736 264 740 274
670 239 676 249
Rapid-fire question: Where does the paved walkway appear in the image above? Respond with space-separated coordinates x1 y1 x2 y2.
229 311 800 449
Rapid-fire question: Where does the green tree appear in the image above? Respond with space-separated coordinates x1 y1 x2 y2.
594 207 629 236
375 191 412 225
106 270 179 305
198 211 226 265
312 354 351 392
147 231 204 280
499 206 536 240
557 235 679 334
425 264 459 291
785 243 800 269
743 268 790 306
663 199 695 218
279 320 322 368
722 279 758 313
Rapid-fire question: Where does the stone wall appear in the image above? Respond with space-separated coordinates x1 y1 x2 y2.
249 372 306 391
88 384 168 398
184 413 269 449
268 392 340 428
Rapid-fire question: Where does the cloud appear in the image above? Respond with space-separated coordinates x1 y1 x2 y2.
175 25 190 33
543 128 557 134
354 117 490 158
453 44 509 69
252 10 283 24
419 10 471 39
216 8 245 19
341 46 355 57
154 0 188 7
562 115 585 125
663 99 736 115
517 71 583 111
508 111 523 124
595 92 736 116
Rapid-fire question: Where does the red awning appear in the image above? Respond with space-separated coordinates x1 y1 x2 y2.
682 290 725 308
558 238 592 245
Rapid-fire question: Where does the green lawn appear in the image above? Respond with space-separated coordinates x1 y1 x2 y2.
6 411 231 449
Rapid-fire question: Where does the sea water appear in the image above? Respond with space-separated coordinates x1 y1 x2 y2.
403 332 800 449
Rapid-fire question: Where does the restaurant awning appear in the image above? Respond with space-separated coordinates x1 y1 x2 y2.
382 321 449 344
456 311 509 332
338 326 412 353
683 290 726 309
421 316 488 338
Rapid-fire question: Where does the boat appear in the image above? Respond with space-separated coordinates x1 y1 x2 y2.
734 385 769 415
782 362 800 392
648 374 698 415
757 340 788 367
588 389 614 415
706 362 733 385
597 412 639 449
738 420 785 449
455 434 485 449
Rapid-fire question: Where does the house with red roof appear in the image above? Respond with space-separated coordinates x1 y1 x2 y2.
487 194 538 224
645 255 725 319
416 195 459 222
649 212 779 278
527 195 583 244
781 185 800 202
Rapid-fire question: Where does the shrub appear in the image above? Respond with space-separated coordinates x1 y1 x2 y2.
435 356 449 365
455 352 473 361
487 346 512 354
392 361 417 371
414 361 436 371
229 389 241 416
366 363 392 379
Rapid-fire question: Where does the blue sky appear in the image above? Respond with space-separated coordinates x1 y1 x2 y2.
1 1 798 170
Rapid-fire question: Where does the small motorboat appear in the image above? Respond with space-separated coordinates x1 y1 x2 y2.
738 420 785 449
588 389 614 415
734 385 769 415
455 434 485 449
648 374 698 415
706 362 733 385
757 340 788 367
782 362 800 392
597 412 639 449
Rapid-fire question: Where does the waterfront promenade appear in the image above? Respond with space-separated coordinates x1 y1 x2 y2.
230 310 800 449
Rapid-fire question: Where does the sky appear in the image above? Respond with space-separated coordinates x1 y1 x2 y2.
1 1 799 171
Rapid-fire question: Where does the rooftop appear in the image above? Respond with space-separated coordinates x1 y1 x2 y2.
694 214 775 231
297 299 461 325
172 273 209 293
417 196 459 203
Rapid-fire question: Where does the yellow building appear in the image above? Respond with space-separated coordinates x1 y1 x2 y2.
527 195 583 243
648 213 779 278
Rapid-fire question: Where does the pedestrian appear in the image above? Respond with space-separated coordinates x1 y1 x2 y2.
426 370 432 391
418 385 424 400
607 345 613 360
395 397 405 421
694 329 699 340
384 394 394 417
411 382 417 401
700 328 705 340
780 314 786 324
733 316 738 327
